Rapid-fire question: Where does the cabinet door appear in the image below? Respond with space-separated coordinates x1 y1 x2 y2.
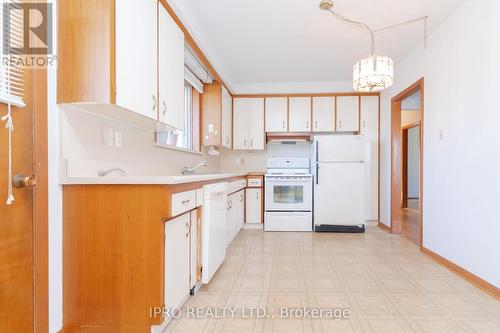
289 97 311 132
221 86 233 148
265 97 288 132
336 96 360 132
247 98 265 149
361 96 379 221
116 0 157 119
245 188 262 224
165 213 190 310
233 98 249 150
158 4 185 130
313 97 335 132
237 190 245 231
189 210 198 289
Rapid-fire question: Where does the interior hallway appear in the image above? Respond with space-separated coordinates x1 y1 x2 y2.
166 228 500 333
401 199 420 245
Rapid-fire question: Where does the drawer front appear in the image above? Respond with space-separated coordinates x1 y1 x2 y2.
247 178 262 187
196 188 203 207
171 190 197 216
228 179 247 193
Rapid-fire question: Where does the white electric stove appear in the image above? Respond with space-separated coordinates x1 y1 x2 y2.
264 158 313 232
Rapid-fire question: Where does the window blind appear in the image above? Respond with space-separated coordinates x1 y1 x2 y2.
0 0 25 107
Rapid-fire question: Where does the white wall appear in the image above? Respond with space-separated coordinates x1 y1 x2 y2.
407 126 420 199
219 143 312 173
380 0 500 286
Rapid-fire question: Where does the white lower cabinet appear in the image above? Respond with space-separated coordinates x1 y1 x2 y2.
189 209 199 289
165 213 190 312
245 188 262 224
226 190 245 247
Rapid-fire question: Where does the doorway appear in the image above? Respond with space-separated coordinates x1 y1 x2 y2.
391 78 424 248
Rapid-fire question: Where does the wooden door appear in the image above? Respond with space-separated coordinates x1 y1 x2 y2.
265 97 288 132
158 2 185 130
232 98 249 150
221 86 232 148
361 96 379 221
116 0 158 119
289 97 311 132
312 97 335 132
0 69 48 330
336 96 360 132
165 213 190 311
245 188 262 224
247 98 265 149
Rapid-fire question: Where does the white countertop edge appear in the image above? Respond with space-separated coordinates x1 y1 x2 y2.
60 173 250 185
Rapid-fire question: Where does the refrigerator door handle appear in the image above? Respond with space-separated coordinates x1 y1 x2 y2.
315 141 319 185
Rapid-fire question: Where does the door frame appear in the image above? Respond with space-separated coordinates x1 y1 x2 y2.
390 78 424 249
401 121 421 208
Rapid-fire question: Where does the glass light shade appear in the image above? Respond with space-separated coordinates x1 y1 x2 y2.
353 55 394 92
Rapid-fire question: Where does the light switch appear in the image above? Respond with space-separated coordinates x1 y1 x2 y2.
439 129 444 141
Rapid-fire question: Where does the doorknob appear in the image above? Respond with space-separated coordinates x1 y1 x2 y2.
13 174 36 188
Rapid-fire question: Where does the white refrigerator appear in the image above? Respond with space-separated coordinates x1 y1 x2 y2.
313 135 366 230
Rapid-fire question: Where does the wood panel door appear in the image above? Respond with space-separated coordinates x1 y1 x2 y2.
312 97 335 132
0 70 48 330
265 97 288 132
289 97 311 132
336 96 360 132
116 0 158 119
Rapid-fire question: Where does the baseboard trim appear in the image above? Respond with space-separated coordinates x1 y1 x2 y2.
377 222 391 233
421 247 500 301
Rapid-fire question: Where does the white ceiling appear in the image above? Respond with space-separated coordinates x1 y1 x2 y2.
178 0 465 85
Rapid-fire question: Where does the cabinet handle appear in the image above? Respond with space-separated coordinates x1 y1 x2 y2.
182 199 190 205
306 121 309 129
282 121 286 129
256 192 259 200
244 139 247 147
185 221 191 239
163 101 167 116
363 120 366 128
250 139 253 147
315 121 318 129
338 120 342 129
152 94 157 111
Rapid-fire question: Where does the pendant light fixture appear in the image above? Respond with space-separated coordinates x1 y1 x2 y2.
319 0 398 92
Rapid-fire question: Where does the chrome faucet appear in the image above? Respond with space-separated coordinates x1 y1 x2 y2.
182 161 208 175
98 168 126 177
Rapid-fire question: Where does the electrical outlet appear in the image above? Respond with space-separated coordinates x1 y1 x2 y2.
102 125 115 147
114 131 123 148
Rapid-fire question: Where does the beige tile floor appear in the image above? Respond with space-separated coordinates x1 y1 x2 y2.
165 227 500 333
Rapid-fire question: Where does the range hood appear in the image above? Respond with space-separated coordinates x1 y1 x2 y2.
266 132 313 144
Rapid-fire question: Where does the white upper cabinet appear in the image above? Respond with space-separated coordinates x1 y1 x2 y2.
233 98 264 150
336 96 360 132
312 97 335 132
158 4 185 130
221 86 232 148
289 97 311 132
115 0 158 119
265 97 288 132
247 98 265 149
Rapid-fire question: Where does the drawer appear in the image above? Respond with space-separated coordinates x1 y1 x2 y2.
196 188 203 207
228 179 247 193
171 190 197 217
247 178 262 187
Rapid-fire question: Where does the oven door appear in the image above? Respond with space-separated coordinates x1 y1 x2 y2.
265 176 312 211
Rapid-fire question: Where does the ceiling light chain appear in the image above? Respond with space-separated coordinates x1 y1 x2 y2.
319 0 428 92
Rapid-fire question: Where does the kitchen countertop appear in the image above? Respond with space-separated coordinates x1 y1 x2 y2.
60 173 249 185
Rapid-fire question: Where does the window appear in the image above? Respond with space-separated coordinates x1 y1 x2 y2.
177 82 193 150
0 0 25 107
